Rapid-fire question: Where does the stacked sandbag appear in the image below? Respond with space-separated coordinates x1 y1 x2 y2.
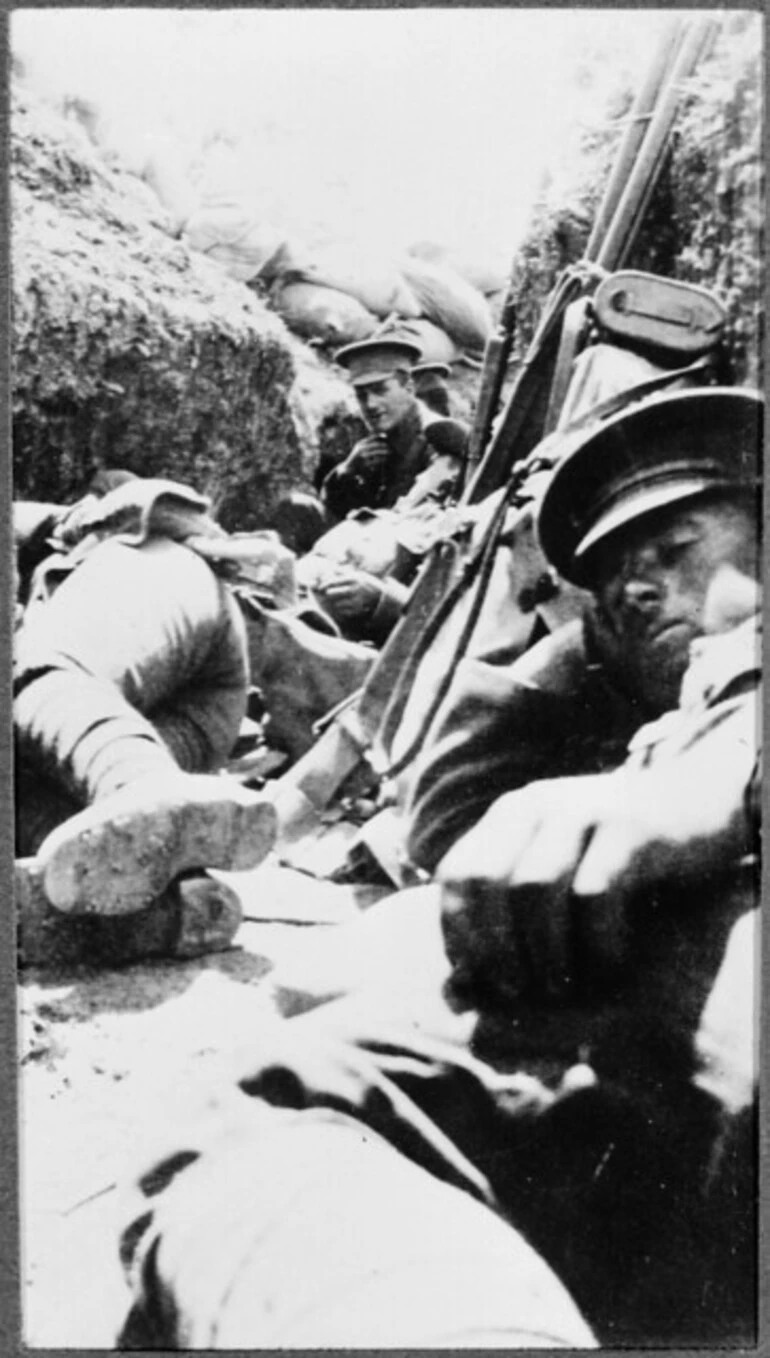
183 199 286 284
407 238 509 300
281 240 421 319
138 139 199 239
267 239 493 364
11 84 358 530
269 239 421 349
154 133 495 365
271 280 377 346
398 255 493 357
159 138 284 283
377 317 459 366
60 96 198 239
182 139 287 284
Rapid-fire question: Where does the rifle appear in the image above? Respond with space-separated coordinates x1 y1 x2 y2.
270 12 722 847
584 13 685 261
462 11 718 505
462 276 518 490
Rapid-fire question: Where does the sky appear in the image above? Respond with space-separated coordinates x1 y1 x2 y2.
12 8 682 264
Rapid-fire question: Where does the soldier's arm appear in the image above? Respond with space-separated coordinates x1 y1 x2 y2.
438 692 759 1007
406 658 567 875
407 621 597 875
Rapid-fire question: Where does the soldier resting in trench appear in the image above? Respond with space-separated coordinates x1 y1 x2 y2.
13 477 280 964
11 457 455 963
111 384 761 1347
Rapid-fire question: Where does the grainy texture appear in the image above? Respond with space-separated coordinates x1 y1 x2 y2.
13 20 763 1346
640 13 764 384
507 13 763 383
12 86 358 528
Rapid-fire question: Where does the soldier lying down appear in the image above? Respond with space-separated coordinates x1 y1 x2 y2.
114 387 761 1347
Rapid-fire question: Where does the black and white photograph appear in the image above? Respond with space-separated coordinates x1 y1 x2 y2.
10 5 763 1349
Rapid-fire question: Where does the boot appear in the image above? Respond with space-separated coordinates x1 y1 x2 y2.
35 771 277 916
17 861 244 969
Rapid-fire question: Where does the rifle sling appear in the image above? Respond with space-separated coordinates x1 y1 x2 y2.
371 477 523 778
368 353 712 779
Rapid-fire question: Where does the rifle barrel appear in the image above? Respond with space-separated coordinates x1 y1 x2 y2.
461 267 587 503
585 14 685 262
464 287 518 479
597 15 720 270
464 12 720 501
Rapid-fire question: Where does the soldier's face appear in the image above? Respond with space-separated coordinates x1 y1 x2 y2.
590 496 759 711
356 374 414 434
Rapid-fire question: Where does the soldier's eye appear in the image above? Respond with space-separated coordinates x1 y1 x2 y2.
659 536 699 568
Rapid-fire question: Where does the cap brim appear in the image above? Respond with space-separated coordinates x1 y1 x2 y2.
350 369 407 387
414 363 451 379
536 386 762 585
575 476 737 574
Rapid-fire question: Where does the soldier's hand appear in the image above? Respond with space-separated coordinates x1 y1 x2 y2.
351 435 389 471
318 569 383 620
436 761 752 1008
437 775 618 1007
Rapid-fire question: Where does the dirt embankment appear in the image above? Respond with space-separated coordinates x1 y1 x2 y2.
507 12 763 385
12 85 360 529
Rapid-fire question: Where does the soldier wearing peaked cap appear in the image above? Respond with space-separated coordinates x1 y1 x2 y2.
408 385 762 871
411 361 453 416
119 383 763 1349
310 337 468 640
535 384 761 713
536 385 761 587
322 338 466 520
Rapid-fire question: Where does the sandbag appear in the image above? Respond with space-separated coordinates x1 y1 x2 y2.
387 318 458 366
62 101 196 238
272 281 377 346
398 257 493 354
140 145 198 236
183 202 286 283
282 240 421 320
407 240 509 299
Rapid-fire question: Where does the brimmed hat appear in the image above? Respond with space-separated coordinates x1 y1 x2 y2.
412 362 451 381
536 386 762 586
334 337 423 387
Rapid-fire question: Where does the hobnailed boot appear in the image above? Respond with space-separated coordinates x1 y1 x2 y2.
17 862 244 969
35 771 277 917
167 871 244 959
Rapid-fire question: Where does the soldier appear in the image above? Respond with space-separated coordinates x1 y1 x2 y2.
411 360 452 416
116 384 761 1346
14 478 277 963
311 338 468 640
321 337 466 519
407 386 760 872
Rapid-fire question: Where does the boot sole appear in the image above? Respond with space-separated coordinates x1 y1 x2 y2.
38 777 277 916
17 862 244 967
170 871 244 959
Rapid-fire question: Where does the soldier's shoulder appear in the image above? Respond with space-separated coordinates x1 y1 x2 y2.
509 618 589 697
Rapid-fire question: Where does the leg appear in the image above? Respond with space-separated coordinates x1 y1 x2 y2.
119 1104 595 1349
15 536 250 802
167 883 758 1345
15 538 275 914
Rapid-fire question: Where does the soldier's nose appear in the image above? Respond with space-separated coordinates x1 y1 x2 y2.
622 578 662 612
